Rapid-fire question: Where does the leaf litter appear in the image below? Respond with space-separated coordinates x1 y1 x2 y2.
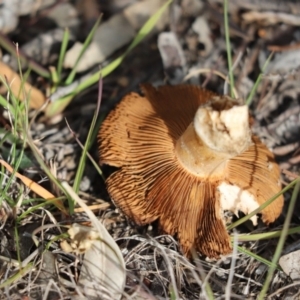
0 0 299 299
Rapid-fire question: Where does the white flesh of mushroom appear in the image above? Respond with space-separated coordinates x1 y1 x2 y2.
217 182 259 225
194 97 252 155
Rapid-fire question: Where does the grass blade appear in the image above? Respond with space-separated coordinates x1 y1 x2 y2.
65 16 102 85
0 32 50 78
57 28 70 81
223 0 234 97
258 181 300 299
246 51 273 106
45 0 172 117
235 227 300 242
237 247 281 270
72 78 103 197
227 177 300 230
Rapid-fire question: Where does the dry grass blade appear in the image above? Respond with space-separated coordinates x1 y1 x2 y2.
62 182 126 299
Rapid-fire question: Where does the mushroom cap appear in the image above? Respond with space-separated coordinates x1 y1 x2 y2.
98 84 284 258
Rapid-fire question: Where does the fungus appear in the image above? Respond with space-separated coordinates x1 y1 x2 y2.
98 84 283 258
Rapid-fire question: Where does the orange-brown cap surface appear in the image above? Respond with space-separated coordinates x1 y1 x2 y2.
98 84 283 258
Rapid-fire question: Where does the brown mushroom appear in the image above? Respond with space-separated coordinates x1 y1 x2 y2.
98 84 284 258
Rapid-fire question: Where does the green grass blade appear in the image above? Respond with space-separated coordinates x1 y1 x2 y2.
0 263 33 289
258 181 300 299
0 56 28 196
246 51 273 106
223 0 234 97
0 130 15 148
227 176 300 230
0 33 50 78
46 0 172 117
77 0 172 91
0 91 16 116
237 246 281 271
65 16 102 85
57 28 70 81
234 227 300 242
14 224 21 263
50 66 59 85
17 197 66 222
90 112 105 146
46 233 69 250
72 79 103 196
25 134 71 214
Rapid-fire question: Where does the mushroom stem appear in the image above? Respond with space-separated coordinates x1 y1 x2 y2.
175 124 231 177
194 96 252 155
175 97 253 177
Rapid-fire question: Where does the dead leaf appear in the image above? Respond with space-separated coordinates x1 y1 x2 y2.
0 61 46 109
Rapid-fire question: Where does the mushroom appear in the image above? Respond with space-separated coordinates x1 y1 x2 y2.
98 84 284 258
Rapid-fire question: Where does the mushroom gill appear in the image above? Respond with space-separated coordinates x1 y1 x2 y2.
98 84 284 258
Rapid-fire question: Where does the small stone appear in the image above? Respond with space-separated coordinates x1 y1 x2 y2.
79 176 91 192
279 250 300 281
